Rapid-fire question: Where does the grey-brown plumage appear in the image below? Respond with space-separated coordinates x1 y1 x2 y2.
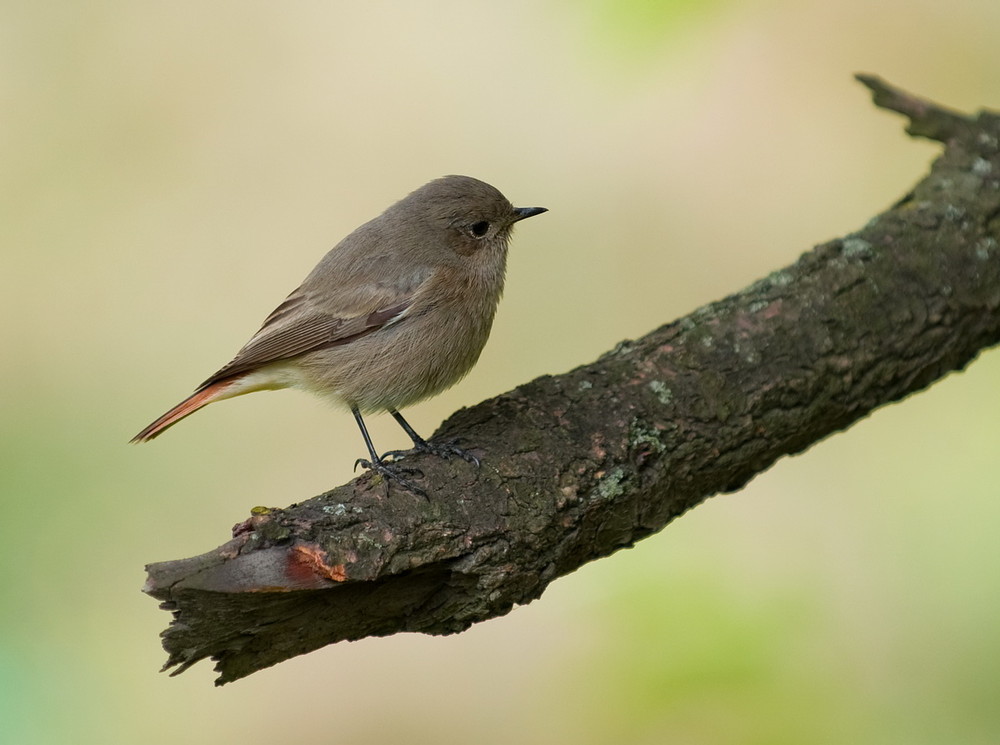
132 175 546 493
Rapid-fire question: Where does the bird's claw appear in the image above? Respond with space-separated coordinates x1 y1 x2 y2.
381 439 480 467
354 458 427 498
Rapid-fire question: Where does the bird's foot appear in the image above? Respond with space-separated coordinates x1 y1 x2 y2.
354 457 426 498
381 438 480 467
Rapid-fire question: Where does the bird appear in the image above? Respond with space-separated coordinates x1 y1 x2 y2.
132 175 547 494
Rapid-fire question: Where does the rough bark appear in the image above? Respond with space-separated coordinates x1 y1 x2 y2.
145 76 1000 684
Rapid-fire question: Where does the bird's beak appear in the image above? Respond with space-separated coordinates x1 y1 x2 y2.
512 206 548 222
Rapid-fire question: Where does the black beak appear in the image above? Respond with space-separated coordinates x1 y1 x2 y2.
512 206 548 222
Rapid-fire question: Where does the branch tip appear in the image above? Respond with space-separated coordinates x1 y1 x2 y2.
855 73 971 142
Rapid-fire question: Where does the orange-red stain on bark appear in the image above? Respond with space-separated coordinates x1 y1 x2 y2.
287 543 348 585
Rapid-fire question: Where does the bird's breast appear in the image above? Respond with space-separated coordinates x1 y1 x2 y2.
296 271 503 413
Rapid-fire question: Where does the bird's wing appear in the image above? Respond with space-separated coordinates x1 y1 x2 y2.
198 286 415 389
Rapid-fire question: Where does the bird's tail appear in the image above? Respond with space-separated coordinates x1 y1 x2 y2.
130 378 238 443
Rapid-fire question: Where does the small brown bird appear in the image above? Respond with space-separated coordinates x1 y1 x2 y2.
132 175 546 493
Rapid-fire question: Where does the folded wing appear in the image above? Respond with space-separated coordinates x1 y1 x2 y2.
199 295 413 390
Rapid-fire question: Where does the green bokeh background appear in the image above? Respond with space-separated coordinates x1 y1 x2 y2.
3 1 999 743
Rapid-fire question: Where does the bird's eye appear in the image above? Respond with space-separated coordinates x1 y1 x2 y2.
469 220 490 238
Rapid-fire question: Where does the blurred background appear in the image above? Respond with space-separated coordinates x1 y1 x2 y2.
3 1 999 743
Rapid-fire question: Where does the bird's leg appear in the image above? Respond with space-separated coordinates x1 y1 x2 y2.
381 409 481 467
351 408 426 497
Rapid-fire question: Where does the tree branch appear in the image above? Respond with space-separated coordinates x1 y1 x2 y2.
145 76 1000 685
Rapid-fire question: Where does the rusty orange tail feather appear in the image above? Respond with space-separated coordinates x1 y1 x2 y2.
130 379 237 443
